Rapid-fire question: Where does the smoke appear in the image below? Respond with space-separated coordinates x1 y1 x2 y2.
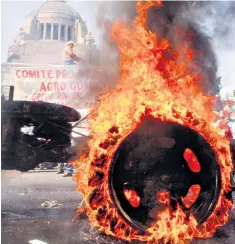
96 1 137 71
97 1 235 96
193 1 235 49
147 1 219 94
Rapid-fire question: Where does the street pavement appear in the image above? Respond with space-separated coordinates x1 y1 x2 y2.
1 169 235 244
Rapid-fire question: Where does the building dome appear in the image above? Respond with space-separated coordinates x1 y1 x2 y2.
23 0 88 43
36 0 82 22
7 0 91 64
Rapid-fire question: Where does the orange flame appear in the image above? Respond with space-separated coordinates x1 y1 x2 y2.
182 184 201 208
74 1 234 243
183 148 201 173
124 189 141 208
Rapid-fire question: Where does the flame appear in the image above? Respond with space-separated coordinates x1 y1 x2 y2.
74 1 234 243
182 184 201 208
123 189 141 208
183 148 201 173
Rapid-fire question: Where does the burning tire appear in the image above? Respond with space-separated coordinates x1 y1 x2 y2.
83 110 233 243
75 2 234 242
109 117 221 231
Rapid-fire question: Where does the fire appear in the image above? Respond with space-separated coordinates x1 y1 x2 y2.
74 1 234 243
182 184 201 208
123 189 141 208
183 149 201 173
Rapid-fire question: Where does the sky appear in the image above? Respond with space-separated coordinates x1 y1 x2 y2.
1 0 235 97
1 0 102 61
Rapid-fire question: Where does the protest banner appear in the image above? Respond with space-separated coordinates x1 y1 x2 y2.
11 64 96 109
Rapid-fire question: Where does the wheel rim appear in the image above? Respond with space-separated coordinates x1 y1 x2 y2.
109 117 221 232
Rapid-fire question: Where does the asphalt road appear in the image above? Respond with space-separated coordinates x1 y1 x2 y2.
1 169 235 244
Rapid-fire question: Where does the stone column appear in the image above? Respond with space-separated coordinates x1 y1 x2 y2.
65 25 68 42
43 23 46 40
51 23 53 40
58 23 61 41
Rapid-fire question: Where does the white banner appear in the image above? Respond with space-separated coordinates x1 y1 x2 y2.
12 64 96 109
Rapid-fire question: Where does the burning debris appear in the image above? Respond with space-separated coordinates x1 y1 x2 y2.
74 1 234 243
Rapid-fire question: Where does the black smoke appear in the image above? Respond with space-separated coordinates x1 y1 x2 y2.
147 1 218 94
98 1 234 96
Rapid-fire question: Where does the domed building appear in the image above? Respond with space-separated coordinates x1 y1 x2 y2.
7 0 96 64
1 0 111 109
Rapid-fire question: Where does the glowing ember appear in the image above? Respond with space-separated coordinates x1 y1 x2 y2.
74 1 234 243
183 148 201 173
157 191 170 206
123 189 141 208
182 184 201 208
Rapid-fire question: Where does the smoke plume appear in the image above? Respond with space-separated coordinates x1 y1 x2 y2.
97 1 235 96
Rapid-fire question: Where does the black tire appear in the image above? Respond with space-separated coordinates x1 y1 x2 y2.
109 117 221 230
2 141 42 172
1 120 42 172
13 141 41 172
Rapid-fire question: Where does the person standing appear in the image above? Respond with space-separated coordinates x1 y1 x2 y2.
63 41 82 65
